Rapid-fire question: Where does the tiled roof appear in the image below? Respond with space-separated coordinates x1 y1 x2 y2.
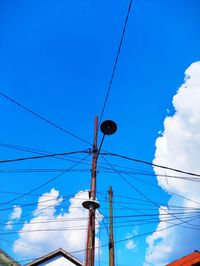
167 250 200 266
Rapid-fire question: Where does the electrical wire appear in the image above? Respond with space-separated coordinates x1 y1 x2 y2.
2 215 199 236
1 214 199 236
117 172 200 206
5 143 198 184
105 175 200 211
3 209 200 228
1 165 200 184
95 214 102 266
98 0 133 125
0 188 182 207
0 142 50 155
0 150 88 164
0 193 75 226
5 214 200 266
116 179 200 229
0 142 93 166
0 194 78 213
97 211 109 238
4 143 199 182
103 151 200 178
0 168 92 173
2 188 199 228
0 237 46 253
101 155 200 229
2 189 95 226
115 215 200 245
0 141 101 165
0 154 90 208
0 91 91 145
100 168 200 182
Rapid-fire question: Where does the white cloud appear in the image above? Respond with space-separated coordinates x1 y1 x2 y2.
13 189 102 260
6 205 22 230
125 228 138 252
144 62 200 265
126 240 136 251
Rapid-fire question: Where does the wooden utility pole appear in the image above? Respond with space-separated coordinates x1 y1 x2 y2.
109 186 115 266
83 116 99 266
83 118 117 266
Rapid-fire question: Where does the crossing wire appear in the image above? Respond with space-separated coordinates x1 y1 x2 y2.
101 155 200 228
0 154 89 208
99 0 133 125
0 91 91 145
6 215 200 266
2 218 200 236
103 151 200 178
0 150 89 164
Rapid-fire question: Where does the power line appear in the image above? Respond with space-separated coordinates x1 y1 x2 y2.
2 211 199 235
101 168 200 182
101 155 199 228
0 142 94 166
4 215 200 265
97 211 109 238
0 142 79 162
3 188 199 232
1 165 200 183
1 194 125 214
0 154 89 208
6 142 196 183
4 190 199 216
118 170 200 206
3 207 199 224
1 195 75 226
103 151 200 178
1 188 191 207
117 177 200 229
2 211 199 231
0 150 88 164
98 190 200 209
1 190 158 209
98 0 133 125
0 194 76 213
114 215 200 245
4 143 195 181
0 237 46 253
0 91 91 145
0 142 49 155
115 171 200 206
0 189 68 198
0 168 91 173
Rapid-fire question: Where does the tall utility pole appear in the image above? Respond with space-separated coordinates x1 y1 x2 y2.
83 118 117 266
109 186 115 266
83 116 99 266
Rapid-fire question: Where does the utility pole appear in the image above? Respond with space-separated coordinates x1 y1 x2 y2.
82 118 117 266
109 186 115 266
83 116 99 266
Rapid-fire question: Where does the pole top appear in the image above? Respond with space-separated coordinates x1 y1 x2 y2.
108 186 113 195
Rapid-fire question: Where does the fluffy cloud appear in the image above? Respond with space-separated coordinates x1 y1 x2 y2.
13 189 102 260
145 62 200 265
6 205 22 230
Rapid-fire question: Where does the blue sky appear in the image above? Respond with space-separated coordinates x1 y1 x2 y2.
0 0 200 265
